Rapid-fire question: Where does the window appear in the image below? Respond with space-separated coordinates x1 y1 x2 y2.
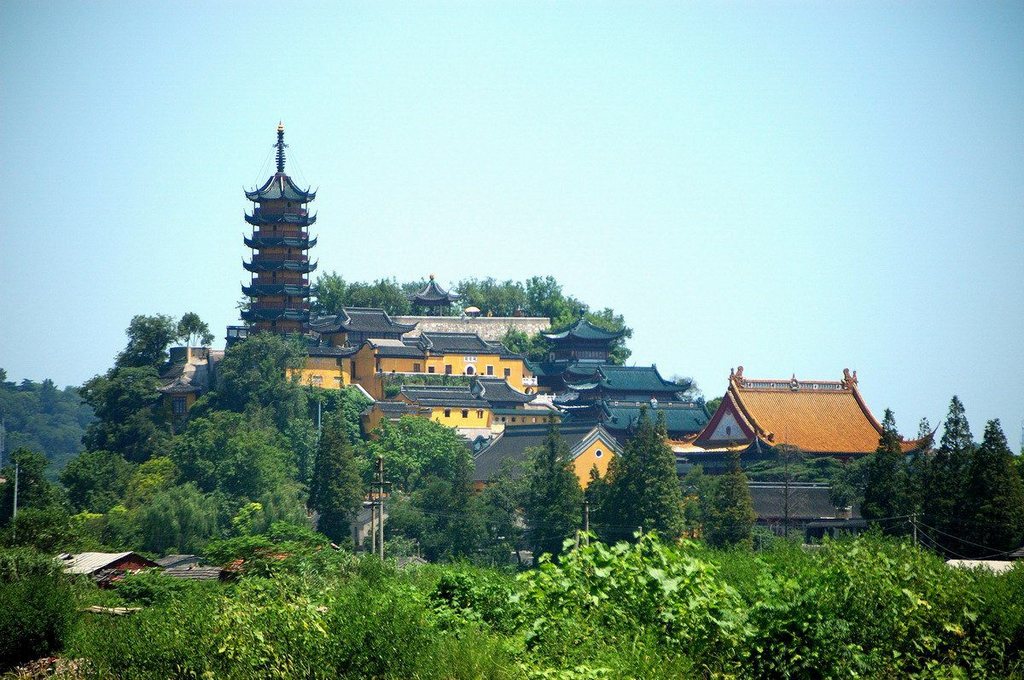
725 425 732 436
504 368 511 378
445 365 452 375
413 363 421 372
428 366 435 374
310 375 323 386
172 397 186 416
461 409 469 419
486 365 494 376
465 365 475 376
595 449 604 458
444 409 451 418
476 410 484 419
511 417 517 423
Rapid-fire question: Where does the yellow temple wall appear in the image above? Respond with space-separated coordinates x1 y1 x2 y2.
572 437 616 488
288 356 351 390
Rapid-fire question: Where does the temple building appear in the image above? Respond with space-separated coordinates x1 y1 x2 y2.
241 123 317 334
408 275 459 315
555 364 708 441
527 318 623 392
361 377 549 438
472 423 622 491
351 331 534 399
309 307 417 348
158 347 224 420
680 367 925 474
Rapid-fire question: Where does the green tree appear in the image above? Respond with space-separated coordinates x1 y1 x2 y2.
310 272 349 315
81 366 169 463
208 333 307 428
924 396 975 554
363 416 472 492
115 314 178 369
171 411 292 502
176 312 214 347
479 458 528 563
702 452 755 548
965 420 1024 556
136 482 218 554
500 328 548 363
602 409 685 539
308 415 365 544
59 450 134 513
0 449 65 527
523 424 583 558
861 410 911 533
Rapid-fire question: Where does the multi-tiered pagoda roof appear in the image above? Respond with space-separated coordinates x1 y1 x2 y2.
240 123 317 333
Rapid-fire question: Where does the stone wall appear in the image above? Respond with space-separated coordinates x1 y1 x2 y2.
395 316 551 341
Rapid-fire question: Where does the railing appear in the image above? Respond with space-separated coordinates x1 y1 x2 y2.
522 376 538 386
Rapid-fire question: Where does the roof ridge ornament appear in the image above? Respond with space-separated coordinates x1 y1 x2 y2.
275 121 287 173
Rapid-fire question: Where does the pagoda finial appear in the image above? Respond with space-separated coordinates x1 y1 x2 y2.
275 122 287 173
429 273 436 281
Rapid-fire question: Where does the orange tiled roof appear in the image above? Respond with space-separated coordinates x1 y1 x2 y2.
704 366 916 455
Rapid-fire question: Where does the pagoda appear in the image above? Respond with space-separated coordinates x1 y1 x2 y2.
241 123 317 334
409 274 460 315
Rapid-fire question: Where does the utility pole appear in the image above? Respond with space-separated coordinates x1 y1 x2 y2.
12 460 18 541
369 496 376 556
911 513 918 547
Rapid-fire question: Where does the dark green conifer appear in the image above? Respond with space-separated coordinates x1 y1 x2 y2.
965 420 1024 556
309 415 365 544
524 424 583 558
604 409 686 539
924 396 975 553
702 452 755 548
862 409 910 532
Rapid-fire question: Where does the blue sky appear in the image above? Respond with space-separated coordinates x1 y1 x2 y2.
1 2 1021 448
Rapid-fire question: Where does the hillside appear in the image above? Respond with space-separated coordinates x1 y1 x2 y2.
0 369 94 473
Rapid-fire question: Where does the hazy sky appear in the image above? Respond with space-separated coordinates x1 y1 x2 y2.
1 2 1021 448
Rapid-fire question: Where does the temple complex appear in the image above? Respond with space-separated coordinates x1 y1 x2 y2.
240 123 318 334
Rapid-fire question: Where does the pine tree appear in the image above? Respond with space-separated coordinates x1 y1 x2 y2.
308 415 365 544
862 409 910 533
702 452 755 548
965 420 1024 556
524 424 583 558
924 396 975 554
603 409 686 539
905 417 934 518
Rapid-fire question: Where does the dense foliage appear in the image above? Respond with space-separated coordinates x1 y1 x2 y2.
6 533 1024 677
0 371 94 473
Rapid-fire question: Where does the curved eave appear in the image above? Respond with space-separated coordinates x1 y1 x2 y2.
241 284 310 297
244 235 318 249
242 260 318 273
244 173 317 202
241 309 309 322
244 212 317 226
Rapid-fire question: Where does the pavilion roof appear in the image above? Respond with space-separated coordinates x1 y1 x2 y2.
409 276 459 304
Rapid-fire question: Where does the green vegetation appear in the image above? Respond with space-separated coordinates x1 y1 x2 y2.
0 370 94 474
5 532 1024 677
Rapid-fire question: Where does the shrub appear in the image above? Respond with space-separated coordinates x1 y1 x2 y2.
0 549 78 670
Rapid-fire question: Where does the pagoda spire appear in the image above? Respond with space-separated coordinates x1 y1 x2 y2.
275 121 287 173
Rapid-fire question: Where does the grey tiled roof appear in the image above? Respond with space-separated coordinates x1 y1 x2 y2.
310 307 417 335
472 378 535 405
472 423 618 483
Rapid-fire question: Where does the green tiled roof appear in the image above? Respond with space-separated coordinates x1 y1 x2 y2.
599 400 710 437
543 318 624 342
245 173 316 202
565 365 682 395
